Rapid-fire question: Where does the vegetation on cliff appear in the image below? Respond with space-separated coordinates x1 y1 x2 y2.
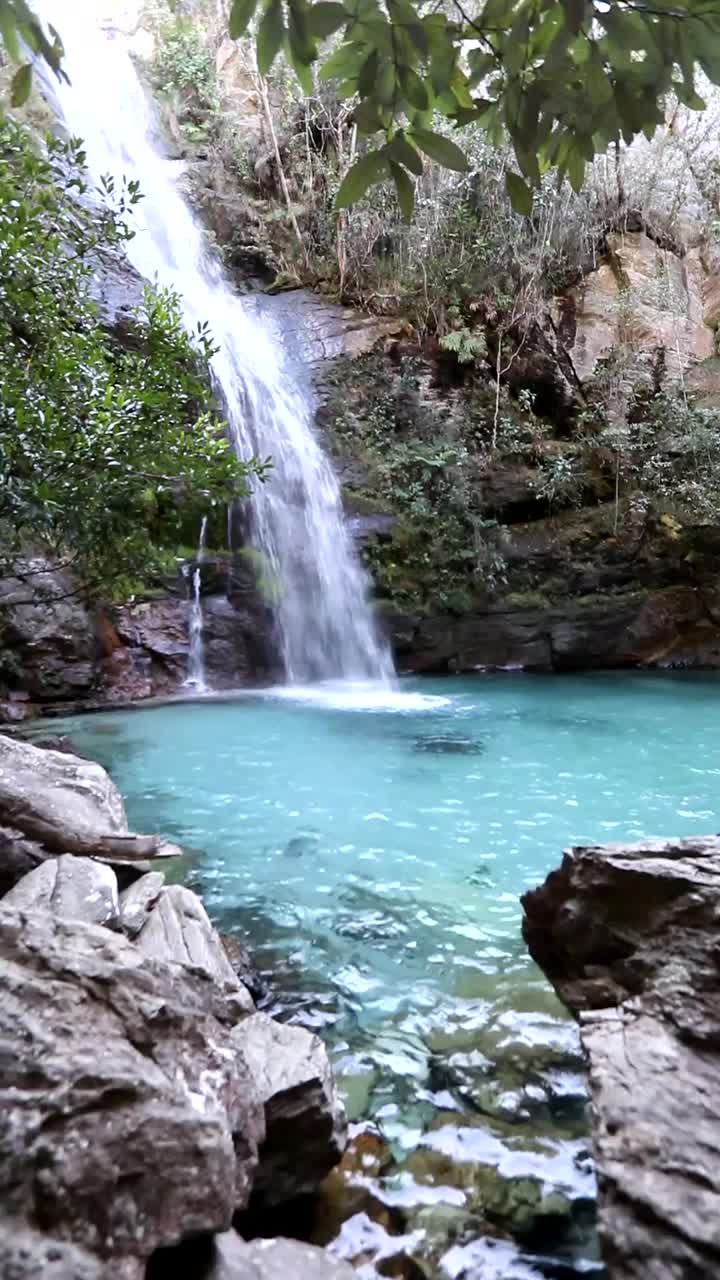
0 119 255 601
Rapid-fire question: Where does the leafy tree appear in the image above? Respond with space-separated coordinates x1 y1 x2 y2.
4 1 720 217
0 119 256 600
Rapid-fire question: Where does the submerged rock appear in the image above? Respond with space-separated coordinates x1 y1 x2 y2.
522 834 720 1279
237 1011 347 1205
413 733 485 756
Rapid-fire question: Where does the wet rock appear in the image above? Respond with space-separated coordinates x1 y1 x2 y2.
236 1011 347 1205
118 870 165 937
208 1230 357 1279
135 884 254 1009
220 931 267 1003
261 289 404 365
0 906 265 1275
0 558 99 705
3 855 119 928
522 834 720 1279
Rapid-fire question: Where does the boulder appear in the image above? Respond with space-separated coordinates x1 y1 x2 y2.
134 884 254 1012
3 855 119 928
0 1220 109 1280
0 732 125 847
234 1011 347 1204
118 870 165 937
522 834 720 1280
208 1230 357 1279
0 734 181 866
0 906 265 1275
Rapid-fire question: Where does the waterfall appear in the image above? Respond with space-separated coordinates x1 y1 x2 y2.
39 2 395 687
185 515 208 691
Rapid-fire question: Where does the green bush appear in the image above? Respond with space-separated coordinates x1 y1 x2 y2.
0 119 256 600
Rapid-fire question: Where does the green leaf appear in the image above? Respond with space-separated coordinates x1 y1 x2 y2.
335 149 388 207
353 96 384 133
257 0 286 75
376 60 397 106
410 127 468 172
10 61 32 106
389 159 414 222
0 9 20 63
319 39 366 79
307 1 347 36
286 33 314 91
358 47 379 95
505 169 533 215
389 131 423 174
229 0 257 39
399 64 429 110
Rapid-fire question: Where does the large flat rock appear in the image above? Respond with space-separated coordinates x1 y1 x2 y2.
522 835 720 1279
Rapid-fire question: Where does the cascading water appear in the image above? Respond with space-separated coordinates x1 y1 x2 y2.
185 515 208 691
39 1 395 687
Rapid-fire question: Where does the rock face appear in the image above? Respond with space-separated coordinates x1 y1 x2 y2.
555 229 715 382
236 1012 348 1205
134 883 254 1008
522 835 720 1280
0 554 276 720
0 905 265 1276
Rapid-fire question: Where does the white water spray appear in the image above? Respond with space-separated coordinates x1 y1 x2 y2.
185 515 208 691
40 2 395 686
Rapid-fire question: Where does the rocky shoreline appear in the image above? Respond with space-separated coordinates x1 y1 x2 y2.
0 733 352 1279
522 836 720 1280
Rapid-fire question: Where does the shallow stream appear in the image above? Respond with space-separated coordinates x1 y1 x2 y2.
47 673 720 1278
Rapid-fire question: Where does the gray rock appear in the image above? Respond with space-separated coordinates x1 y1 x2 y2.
0 1219 110 1280
220 931 267 1003
522 834 720 1280
0 825 49 897
3 855 119 927
135 885 253 1012
0 906 265 1274
119 870 165 937
234 1011 347 1204
0 732 126 847
209 1230 357 1280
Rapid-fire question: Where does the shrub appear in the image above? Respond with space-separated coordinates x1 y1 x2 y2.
0 119 256 601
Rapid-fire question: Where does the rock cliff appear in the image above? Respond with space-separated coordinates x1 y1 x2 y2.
522 835 720 1280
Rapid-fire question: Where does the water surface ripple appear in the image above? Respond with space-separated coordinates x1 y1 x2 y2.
49 673 720 1277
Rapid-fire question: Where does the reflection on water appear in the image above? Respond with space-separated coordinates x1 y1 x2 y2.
46 672 720 1276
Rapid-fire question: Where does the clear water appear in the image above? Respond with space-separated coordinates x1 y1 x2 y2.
47 672 720 1277
38 1 393 684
